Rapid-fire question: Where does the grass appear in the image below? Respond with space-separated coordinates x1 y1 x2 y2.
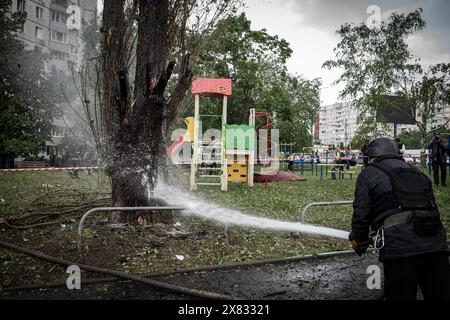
0 166 449 286
0 171 109 206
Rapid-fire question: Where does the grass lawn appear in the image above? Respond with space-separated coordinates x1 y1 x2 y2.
0 166 449 287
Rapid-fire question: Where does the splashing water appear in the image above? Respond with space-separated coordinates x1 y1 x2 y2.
153 182 350 240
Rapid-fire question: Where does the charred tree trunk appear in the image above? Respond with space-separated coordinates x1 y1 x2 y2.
101 0 167 225
101 0 191 225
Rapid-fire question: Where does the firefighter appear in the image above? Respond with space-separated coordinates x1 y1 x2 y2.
349 137 450 300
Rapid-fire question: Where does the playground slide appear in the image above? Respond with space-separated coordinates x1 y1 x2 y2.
166 135 187 163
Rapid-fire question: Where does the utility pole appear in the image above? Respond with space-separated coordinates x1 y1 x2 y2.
344 117 348 146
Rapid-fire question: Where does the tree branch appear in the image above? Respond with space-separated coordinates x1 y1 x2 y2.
166 53 193 126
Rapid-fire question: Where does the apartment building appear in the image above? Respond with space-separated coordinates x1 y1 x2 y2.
319 101 450 147
10 0 97 164
318 101 359 146
395 104 450 134
11 0 97 74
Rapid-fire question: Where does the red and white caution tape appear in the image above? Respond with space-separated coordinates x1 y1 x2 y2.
0 167 98 173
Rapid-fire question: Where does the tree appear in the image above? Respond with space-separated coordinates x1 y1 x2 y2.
0 0 58 168
323 10 425 136
100 0 240 224
323 9 450 147
396 130 427 149
180 14 320 148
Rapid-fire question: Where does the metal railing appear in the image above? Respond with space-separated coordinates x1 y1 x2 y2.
77 206 186 251
300 201 353 224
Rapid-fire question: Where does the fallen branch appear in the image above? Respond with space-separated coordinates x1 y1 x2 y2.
3 188 112 229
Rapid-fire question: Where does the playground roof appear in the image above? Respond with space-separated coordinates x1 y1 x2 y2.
192 78 232 98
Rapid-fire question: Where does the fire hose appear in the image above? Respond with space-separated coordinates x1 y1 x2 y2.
0 239 238 300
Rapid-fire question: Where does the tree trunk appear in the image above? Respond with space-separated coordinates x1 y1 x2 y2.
101 0 174 225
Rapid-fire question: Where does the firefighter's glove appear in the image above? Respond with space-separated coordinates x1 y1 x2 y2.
351 240 369 256
349 232 369 256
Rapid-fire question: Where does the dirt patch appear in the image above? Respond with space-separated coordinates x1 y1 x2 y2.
1 251 384 300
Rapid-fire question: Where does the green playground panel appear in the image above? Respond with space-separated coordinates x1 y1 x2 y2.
224 124 255 150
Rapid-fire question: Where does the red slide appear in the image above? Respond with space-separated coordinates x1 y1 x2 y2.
166 135 187 162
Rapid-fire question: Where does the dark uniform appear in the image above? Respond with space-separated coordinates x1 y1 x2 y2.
349 137 450 300
360 141 370 168
427 135 448 187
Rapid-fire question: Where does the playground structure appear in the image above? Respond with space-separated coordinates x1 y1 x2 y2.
167 77 302 191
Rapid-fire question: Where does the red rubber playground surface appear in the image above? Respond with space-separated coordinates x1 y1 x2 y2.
254 172 306 182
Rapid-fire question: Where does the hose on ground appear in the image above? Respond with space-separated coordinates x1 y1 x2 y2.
0 239 239 300
2 248 361 292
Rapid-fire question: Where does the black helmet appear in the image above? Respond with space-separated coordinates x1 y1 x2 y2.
366 137 399 158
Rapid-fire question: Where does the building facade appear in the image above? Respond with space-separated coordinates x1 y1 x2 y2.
319 101 450 147
10 0 97 164
11 0 97 74
318 101 359 146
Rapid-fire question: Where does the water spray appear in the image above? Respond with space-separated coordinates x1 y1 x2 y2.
153 183 350 240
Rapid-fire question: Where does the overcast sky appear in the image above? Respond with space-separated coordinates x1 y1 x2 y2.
245 0 450 105
97 0 450 105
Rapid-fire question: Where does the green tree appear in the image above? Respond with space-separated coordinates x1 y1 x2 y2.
0 0 58 168
182 13 320 148
324 9 450 147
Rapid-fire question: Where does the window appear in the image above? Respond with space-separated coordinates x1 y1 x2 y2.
17 0 26 12
36 6 43 20
51 30 67 43
51 126 65 137
35 26 43 40
51 11 67 23
67 60 75 71
69 29 78 37
51 50 68 60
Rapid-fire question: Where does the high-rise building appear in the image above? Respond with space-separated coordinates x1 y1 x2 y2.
313 114 320 142
9 0 98 164
11 0 97 74
318 101 359 146
319 101 450 147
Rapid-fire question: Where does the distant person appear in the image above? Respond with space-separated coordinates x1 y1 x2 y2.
315 151 321 164
49 153 56 167
395 138 405 156
331 148 345 180
343 146 356 170
287 154 294 171
427 134 448 187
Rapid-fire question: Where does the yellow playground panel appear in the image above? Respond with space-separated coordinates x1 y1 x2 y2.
184 117 195 142
227 154 249 182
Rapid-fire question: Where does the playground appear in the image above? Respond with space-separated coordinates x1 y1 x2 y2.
2 77 450 292
1 74 449 301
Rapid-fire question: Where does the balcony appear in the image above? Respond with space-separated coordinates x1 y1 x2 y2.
50 0 68 13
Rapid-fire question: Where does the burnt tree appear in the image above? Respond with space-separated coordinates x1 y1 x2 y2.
101 0 192 225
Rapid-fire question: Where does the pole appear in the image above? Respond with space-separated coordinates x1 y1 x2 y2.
190 94 200 191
